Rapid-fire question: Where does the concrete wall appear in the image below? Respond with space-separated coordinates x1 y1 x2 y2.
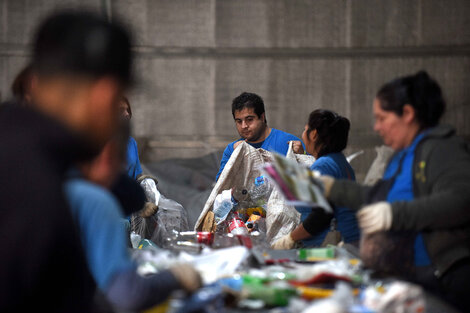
1 0 469 181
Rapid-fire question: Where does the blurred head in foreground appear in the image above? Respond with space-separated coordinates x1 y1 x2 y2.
29 10 133 150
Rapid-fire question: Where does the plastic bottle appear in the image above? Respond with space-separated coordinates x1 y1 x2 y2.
176 231 214 245
250 176 270 206
212 233 240 249
213 189 234 224
130 231 142 249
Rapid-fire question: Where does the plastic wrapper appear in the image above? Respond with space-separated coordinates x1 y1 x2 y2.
363 145 394 186
302 282 353 313
182 246 250 285
362 281 425 313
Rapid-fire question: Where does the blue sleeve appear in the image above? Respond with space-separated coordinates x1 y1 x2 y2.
310 158 340 178
127 137 142 179
215 143 235 181
134 147 143 178
285 133 305 149
271 131 305 155
65 180 135 291
106 268 181 311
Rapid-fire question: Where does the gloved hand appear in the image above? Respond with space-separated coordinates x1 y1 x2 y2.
140 202 158 218
136 174 158 185
271 233 295 250
356 201 392 234
169 263 202 293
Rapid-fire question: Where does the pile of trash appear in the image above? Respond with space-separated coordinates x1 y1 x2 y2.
129 236 428 313
124 145 446 313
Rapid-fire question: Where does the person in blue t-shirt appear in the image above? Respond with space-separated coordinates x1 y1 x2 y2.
119 97 143 179
272 109 359 249
67 125 202 311
216 92 303 180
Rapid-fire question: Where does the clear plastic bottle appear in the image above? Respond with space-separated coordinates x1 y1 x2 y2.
213 189 234 224
250 176 270 207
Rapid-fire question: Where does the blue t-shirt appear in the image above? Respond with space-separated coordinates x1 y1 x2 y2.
216 128 302 180
127 137 143 180
65 179 135 291
383 131 431 266
298 152 360 247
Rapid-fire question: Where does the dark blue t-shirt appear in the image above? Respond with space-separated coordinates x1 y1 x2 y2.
65 179 135 291
298 152 360 246
127 137 142 180
216 128 302 180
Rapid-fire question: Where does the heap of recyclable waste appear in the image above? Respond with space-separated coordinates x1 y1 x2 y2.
128 175 429 313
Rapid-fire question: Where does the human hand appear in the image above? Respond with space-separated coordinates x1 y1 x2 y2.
233 140 244 149
169 263 203 293
356 201 392 234
140 202 158 218
290 140 304 154
271 233 295 250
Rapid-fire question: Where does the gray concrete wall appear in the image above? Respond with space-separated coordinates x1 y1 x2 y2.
1 0 469 181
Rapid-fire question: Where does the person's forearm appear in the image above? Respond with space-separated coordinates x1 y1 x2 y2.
290 224 312 241
392 188 470 231
329 179 371 211
105 268 181 311
301 207 333 236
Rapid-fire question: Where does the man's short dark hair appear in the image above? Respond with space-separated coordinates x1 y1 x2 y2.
231 92 266 123
32 11 132 85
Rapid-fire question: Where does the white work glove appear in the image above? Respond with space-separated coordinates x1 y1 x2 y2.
271 233 295 250
356 201 392 234
169 263 202 293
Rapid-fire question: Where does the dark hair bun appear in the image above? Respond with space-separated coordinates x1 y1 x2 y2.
307 109 350 156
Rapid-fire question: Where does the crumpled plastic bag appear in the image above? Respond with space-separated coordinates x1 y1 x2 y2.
130 178 190 247
363 145 394 186
285 141 316 168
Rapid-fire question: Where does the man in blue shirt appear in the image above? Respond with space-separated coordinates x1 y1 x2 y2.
216 92 303 180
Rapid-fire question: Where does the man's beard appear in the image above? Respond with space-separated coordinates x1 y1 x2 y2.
245 124 266 142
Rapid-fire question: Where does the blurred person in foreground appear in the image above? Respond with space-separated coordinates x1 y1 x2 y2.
316 71 470 311
11 64 33 105
0 11 132 312
216 92 304 180
67 123 202 311
272 109 359 249
10 67 147 217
